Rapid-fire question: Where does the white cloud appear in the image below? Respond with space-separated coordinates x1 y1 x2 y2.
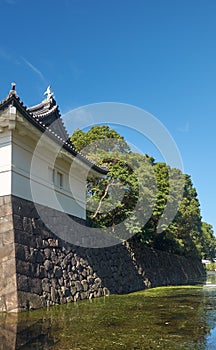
21 57 45 82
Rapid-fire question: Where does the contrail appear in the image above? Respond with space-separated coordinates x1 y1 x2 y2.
22 56 45 82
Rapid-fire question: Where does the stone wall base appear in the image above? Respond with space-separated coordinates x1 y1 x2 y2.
0 195 206 312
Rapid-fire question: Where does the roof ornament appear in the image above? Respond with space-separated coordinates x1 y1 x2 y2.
43 85 54 101
11 82 16 91
7 82 18 98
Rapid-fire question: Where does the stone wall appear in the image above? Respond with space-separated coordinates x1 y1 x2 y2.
0 196 18 312
0 195 206 312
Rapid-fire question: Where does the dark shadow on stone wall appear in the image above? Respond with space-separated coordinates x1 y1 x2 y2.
9 195 206 311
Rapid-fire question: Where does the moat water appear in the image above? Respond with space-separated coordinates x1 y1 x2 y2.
0 273 216 350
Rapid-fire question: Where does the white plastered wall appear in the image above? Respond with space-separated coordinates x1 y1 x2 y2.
0 130 12 196
11 129 87 219
0 104 88 219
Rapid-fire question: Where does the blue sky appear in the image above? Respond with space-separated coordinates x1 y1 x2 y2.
0 0 216 233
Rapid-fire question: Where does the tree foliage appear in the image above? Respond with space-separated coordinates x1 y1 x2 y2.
200 222 216 260
71 126 216 259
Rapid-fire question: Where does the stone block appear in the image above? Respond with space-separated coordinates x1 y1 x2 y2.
71 286 77 296
16 260 31 276
74 292 80 302
42 278 51 293
75 281 82 292
15 244 26 261
35 251 44 263
36 236 43 249
0 265 16 299
17 275 29 292
48 238 59 247
44 259 53 272
103 287 110 296
0 203 12 216
54 266 63 278
0 244 15 262
23 217 33 233
51 286 58 302
87 275 94 284
30 279 42 295
0 217 13 233
80 291 88 300
2 230 14 246
2 196 11 205
14 230 32 246
81 280 88 292
0 196 5 207
17 291 46 310
13 215 23 231
0 290 18 313
58 277 64 286
44 248 51 259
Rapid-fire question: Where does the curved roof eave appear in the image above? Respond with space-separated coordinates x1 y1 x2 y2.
0 91 108 176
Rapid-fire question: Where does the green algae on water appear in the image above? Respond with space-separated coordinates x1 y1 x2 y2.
0 284 215 350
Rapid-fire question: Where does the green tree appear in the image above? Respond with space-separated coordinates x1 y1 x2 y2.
200 222 216 260
71 125 215 258
175 175 203 257
145 162 186 254
149 171 205 257
71 125 130 162
72 126 156 239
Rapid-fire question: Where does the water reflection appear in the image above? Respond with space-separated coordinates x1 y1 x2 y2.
204 272 216 349
0 276 216 349
205 272 216 288
0 313 57 350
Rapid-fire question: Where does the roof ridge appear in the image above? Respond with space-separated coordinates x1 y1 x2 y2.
0 83 108 175
28 104 58 118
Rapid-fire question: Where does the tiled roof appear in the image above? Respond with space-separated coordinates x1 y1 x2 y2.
0 84 107 175
27 94 69 141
